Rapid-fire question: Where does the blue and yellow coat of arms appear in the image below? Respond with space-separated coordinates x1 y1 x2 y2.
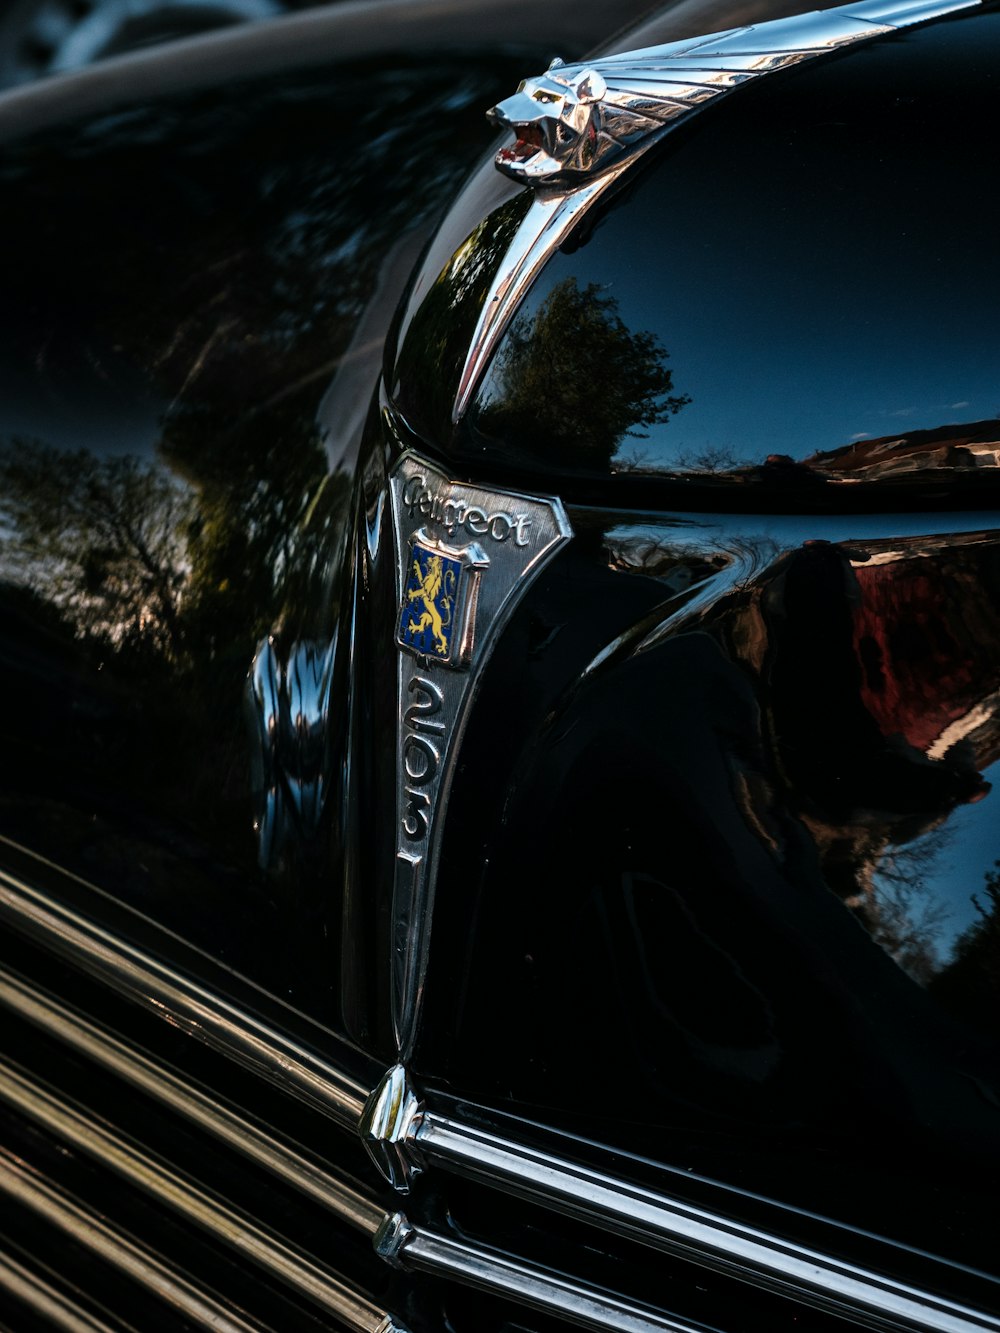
396 532 487 669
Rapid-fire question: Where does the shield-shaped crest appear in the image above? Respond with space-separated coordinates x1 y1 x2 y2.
396 530 488 669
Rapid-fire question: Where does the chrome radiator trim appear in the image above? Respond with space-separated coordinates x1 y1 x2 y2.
0 965 382 1235
3 853 997 1333
376 1212 719 1333
0 1059 403 1333
0 1249 120 1333
416 1113 1000 1333
0 1052 715 1333
0 1151 267 1332
0 859 367 1127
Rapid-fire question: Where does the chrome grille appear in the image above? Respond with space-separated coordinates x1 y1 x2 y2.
2 843 999 1333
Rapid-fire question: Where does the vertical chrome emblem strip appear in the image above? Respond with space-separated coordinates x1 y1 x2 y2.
388 452 572 1060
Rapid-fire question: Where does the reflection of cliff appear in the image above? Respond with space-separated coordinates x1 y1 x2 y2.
713 535 1000 988
661 418 1000 485
851 549 1000 764
809 419 1000 479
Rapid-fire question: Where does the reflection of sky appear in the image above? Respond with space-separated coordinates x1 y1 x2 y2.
607 202 1000 465
501 230 1000 468
0 341 164 461
898 756 1000 960
613 285 1000 467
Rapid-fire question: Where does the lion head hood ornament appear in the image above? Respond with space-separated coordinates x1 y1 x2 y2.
488 60 611 183
449 0 977 423
486 0 976 189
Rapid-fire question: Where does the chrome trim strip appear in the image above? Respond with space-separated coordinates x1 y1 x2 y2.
0 1250 118 1333
417 1113 1000 1333
0 1151 268 1333
0 859 367 1127
0 965 382 1235
375 1211 717 1333
0 1059 405 1333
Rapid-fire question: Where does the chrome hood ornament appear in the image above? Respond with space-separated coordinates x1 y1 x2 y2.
488 0 976 188
453 0 977 420
489 61 612 184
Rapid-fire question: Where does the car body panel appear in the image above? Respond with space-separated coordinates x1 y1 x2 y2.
0 1 998 1329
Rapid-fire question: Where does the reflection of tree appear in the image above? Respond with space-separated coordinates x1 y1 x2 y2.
477 277 690 468
0 53 604 993
672 444 746 475
442 205 532 317
0 404 343 694
0 418 349 908
160 402 332 654
932 860 1000 1021
0 439 192 660
865 829 953 985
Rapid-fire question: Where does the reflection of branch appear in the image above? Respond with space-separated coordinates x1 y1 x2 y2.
930 859 1000 1013
247 354 360 420
674 445 746 475
867 827 953 984
117 510 187 654
0 439 193 658
613 445 652 473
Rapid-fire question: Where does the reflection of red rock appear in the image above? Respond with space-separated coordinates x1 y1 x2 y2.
810 419 1000 479
851 555 1000 768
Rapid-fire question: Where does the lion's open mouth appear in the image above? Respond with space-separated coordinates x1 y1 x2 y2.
498 122 545 166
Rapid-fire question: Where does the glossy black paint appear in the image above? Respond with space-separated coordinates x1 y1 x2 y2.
1 0 1000 1323
301 373 1000 1283
0 25 587 1026
374 19 1000 1283
390 3 1000 506
410 491 1000 1279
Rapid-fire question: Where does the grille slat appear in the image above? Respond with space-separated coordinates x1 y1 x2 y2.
0 1059 400 1333
0 964 382 1235
390 1219 723 1333
0 1248 125 1333
417 1114 1000 1333
0 847 371 1128
0 1151 269 1333
0 973 719 1333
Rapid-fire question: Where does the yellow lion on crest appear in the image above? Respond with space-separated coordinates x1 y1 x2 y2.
405 553 455 656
